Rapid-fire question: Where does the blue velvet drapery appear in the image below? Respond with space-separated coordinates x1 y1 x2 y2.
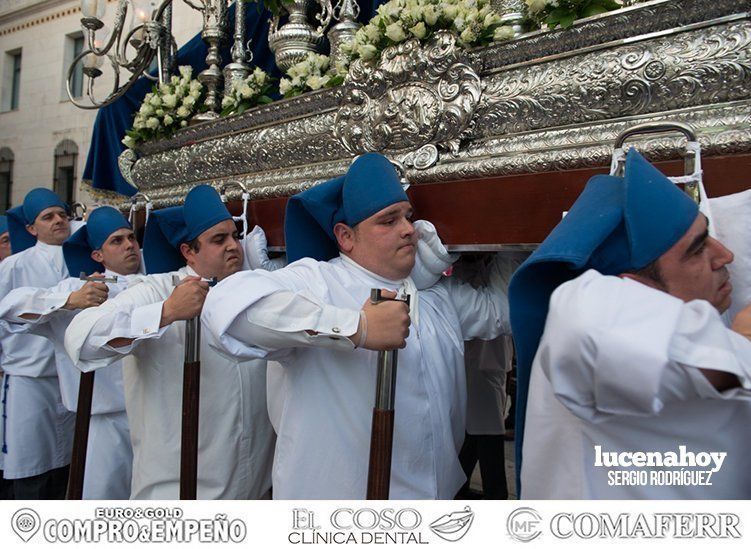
83 1 386 196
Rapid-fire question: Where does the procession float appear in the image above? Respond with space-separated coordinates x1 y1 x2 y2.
69 0 751 249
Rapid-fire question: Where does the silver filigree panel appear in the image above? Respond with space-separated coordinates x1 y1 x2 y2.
474 20 751 138
334 32 482 154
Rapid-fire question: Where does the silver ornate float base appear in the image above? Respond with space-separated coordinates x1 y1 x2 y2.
119 0 751 206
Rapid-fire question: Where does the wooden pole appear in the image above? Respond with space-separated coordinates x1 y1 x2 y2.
66 273 118 500
366 289 409 500
66 371 94 499
179 315 201 500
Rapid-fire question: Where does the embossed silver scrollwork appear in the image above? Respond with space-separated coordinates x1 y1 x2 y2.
334 31 482 155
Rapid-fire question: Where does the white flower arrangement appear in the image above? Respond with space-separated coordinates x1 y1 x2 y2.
525 0 622 29
220 66 275 116
342 0 515 65
123 66 204 149
278 53 346 98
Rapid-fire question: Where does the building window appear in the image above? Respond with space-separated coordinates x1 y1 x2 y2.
53 139 79 204
2 49 22 112
0 147 13 213
68 35 85 99
10 52 21 110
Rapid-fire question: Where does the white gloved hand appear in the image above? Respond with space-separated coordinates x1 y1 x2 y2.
410 220 458 290
242 225 287 272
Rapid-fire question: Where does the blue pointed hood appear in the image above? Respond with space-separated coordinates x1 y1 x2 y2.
63 206 132 276
7 188 67 253
508 149 699 494
284 153 409 263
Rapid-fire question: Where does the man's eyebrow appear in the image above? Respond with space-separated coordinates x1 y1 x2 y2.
374 207 400 219
375 206 412 220
684 227 709 257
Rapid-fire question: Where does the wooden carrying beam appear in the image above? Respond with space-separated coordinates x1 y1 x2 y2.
225 153 751 249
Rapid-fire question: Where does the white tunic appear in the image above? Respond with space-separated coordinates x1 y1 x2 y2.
0 241 74 478
521 270 751 499
64 266 275 500
0 270 135 498
203 255 510 499
464 336 513 435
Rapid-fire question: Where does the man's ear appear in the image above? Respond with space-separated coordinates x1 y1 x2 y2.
333 223 355 253
91 249 104 263
179 242 194 264
26 224 38 237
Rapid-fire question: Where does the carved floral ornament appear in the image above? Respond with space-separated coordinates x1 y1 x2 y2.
334 32 482 164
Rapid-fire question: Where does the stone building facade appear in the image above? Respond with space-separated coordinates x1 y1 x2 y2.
0 0 201 212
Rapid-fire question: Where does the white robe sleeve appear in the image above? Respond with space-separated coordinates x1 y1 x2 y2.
440 253 521 341
540 270 751 423
64 279 170 371
203 262 360 361
0 278 81 335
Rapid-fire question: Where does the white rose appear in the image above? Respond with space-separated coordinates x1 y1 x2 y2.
146 117 159 130
163 114 174 126
179 66 192 79
306 75 323 90
149 95 162 107
526 0 548 14
240 84 253 98
365 24 382 43
180 120 188 127
183 95 196 108
444 5 459 19
279 78 292 95
163 94 177 108
287 65 301 80
484 12 502 27
221 96 233 109
358 43 379 60
493 25 515 41
155 108 164 117
460 27 477 44
122 135 136 148
190 89 201 100
189 80 202 92
423 6 439 26
334 59 350 76
252 67 267 85
139 103 154 116
176 106 190 118
409 21 427 39
340 39 354 55
385 22 407 42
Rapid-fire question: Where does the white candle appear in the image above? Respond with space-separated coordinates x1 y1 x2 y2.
132 9 150 42
81 0 97 18
83 52 104 70
81 0 106 19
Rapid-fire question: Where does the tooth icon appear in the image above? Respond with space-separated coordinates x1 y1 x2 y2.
429 506 475 542
12 508 41 542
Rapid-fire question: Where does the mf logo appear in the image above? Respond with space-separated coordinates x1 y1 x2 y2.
507 507 542 542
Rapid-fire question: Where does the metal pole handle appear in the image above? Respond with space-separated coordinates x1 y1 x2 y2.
366 288 410 500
